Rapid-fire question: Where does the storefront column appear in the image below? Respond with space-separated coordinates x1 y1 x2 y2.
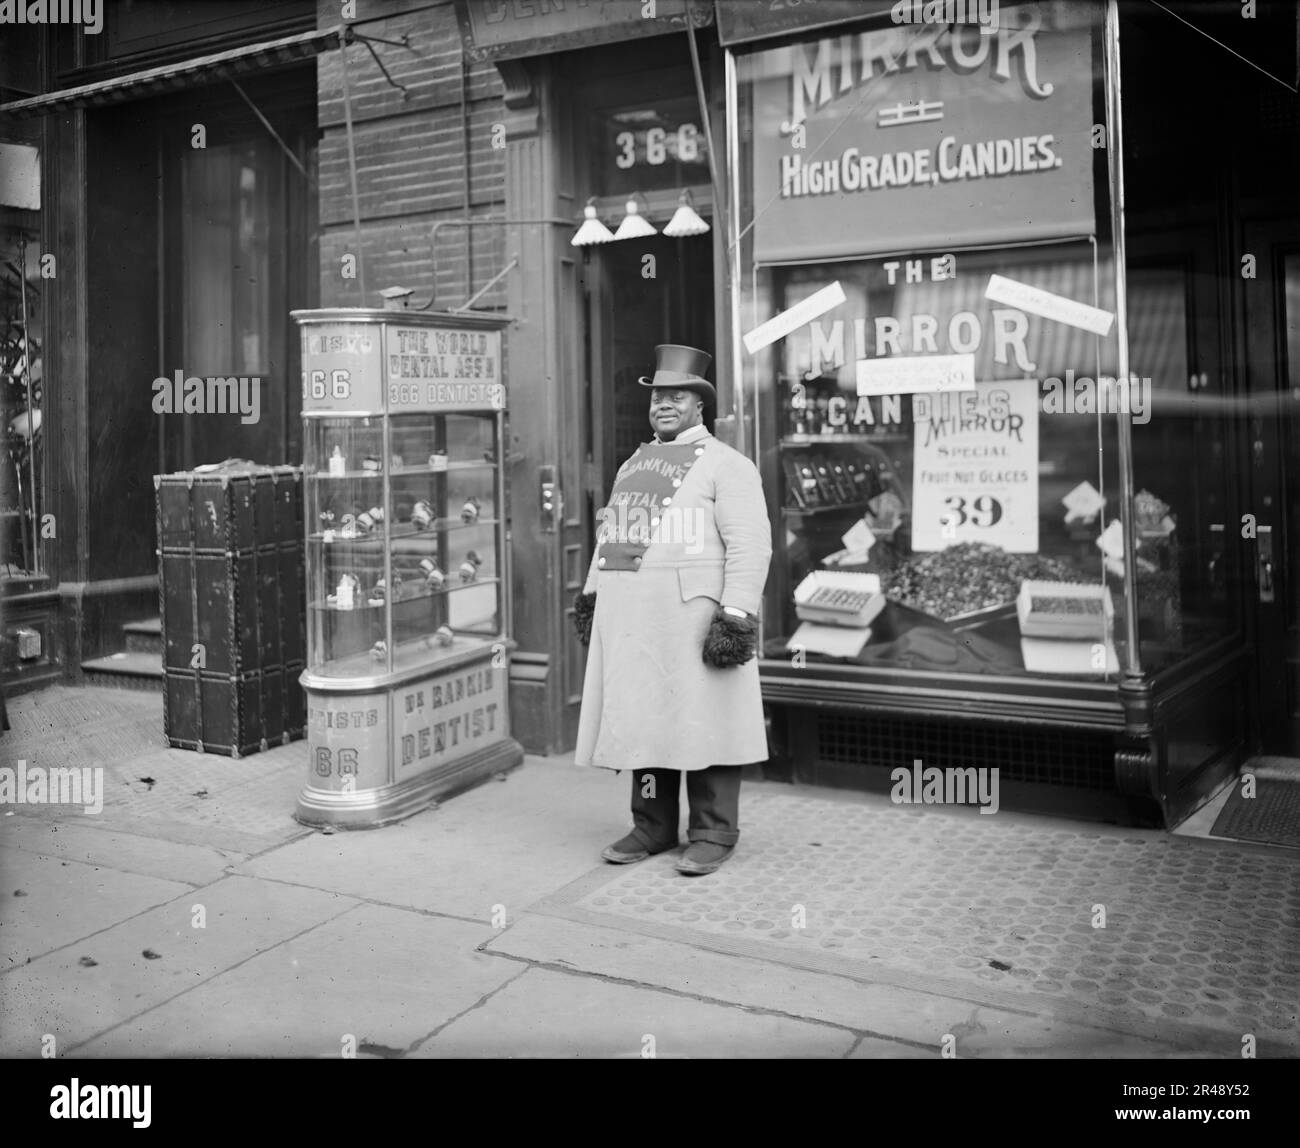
496 58 584 753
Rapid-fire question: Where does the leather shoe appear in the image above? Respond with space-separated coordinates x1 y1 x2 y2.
674 841 735 875
601 832 676 864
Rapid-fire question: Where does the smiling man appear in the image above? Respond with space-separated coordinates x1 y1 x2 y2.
572 345 773 876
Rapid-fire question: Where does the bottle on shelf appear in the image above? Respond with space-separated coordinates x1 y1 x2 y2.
328 446 346 477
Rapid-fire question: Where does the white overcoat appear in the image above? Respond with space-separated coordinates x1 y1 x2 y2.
574 427 773 771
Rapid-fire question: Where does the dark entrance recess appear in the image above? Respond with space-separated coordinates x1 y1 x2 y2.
589 231 715 497
547 33 722 750
80 67 316 583
157 69 319 476
1121 1 1300 766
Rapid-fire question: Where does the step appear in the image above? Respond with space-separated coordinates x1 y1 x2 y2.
123 617 163 655
81 651 164 691
1243 755 1300 782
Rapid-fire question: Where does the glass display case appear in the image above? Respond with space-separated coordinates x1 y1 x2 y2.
305 411 502 678
292 307 523 828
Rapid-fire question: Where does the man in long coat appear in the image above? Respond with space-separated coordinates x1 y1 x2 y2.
572 345 772 876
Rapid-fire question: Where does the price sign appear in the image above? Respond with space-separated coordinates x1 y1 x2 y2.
911 380 1040 553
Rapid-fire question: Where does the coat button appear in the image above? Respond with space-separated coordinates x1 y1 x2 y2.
597 557 606 568
672 478 681 488
694 447 705 456
632 555 642 567
662 497 672 506
651 517 660 526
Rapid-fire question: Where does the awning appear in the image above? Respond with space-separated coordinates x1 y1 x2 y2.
0 26 346 120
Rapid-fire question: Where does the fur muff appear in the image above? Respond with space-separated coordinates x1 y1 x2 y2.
702 609 757 668
572 591 597 646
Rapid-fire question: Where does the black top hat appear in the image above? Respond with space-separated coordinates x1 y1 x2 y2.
638 344 716 406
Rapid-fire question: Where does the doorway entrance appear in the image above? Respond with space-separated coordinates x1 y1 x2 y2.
590 231 715 485
1243 220 1300 756
561 227 716 748
158 73 317 476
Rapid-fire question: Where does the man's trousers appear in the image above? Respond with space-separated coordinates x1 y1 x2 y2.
627 766 742 849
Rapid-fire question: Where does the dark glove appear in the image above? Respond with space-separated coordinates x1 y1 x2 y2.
702 608 758 668
572 591 597 647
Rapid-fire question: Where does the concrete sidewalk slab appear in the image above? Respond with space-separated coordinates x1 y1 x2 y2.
482 913 1195 1057
0 875 355 1057
0 818 246 887
524 786 1300 1054
74 905 521 1058
239 758 630 921
0 847 191 972
410 966 858 1059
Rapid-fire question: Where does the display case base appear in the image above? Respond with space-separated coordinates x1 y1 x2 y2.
293 735 524 830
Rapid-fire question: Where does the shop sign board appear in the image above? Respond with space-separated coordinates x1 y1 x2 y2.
455 0 712 63
393 658 507 782
748 1 1095 262
300 319 504 414
384 325 504 413
718 0 894 48
911 380 1039 552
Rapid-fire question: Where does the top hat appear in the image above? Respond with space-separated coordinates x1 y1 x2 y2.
638 344 716 406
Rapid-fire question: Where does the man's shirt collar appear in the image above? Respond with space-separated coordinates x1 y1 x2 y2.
654 424 711 445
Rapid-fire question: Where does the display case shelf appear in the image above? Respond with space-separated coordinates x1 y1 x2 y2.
782 433 911 446
783 502 874 517
308 520 500 545
309 460 496 479
308 577 502 611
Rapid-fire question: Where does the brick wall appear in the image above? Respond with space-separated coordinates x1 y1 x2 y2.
315 0 508 311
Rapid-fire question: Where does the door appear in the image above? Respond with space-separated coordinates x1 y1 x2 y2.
159 77 317 475
560 40 719 749
1243 219 1300 755
565 229 715 749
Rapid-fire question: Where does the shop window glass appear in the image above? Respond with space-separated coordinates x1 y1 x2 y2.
1127 265 1235 669
1 225 42 583
733 1 1165 681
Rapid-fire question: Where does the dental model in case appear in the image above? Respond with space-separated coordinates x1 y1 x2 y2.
411 500 434 529
419 558 445 589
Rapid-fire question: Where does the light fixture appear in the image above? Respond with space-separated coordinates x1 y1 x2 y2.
662 188 710 238
570 197 615 247
612 192 658 241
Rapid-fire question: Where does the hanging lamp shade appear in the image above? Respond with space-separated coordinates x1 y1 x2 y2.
662 188 710 237
570 198 615 246
612 195 658 240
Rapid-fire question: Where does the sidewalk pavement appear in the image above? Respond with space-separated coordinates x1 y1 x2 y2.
1 686 1297 1059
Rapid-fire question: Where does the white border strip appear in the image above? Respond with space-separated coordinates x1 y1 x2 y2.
742 281 847 354
986 273 1114 337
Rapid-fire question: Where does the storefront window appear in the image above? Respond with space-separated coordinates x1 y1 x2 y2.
1 222 42 583
1126 263 1235 670
732 0 1198 682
